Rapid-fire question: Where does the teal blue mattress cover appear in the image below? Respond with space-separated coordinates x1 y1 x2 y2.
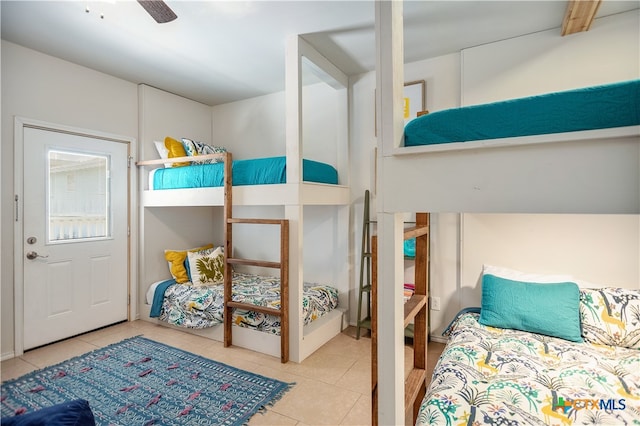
404 79 640 147
153 156 338 190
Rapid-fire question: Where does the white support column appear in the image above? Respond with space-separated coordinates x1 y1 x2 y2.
285 204 303 362
376 0 405 157
285 35 303 185
375 1 406 424
285 35 304 362
377 212 406 424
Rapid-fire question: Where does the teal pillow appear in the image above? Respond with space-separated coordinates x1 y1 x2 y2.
404 238 415 258
479 274 583 342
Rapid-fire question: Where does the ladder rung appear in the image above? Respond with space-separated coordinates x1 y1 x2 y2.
404 368 427 414
227 218 285 225
360 285 372 292
226 301 282 317
404 294 427 328
404 225 429 240
404 323 414 338
227 258 280 269
357 318 372 329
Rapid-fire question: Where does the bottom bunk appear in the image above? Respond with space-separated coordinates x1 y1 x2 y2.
417 284 640 425
141 272 344 361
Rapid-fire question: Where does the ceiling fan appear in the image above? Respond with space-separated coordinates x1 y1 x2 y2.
137 0 177 24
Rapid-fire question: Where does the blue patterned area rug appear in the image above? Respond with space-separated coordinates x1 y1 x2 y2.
1 336 293 425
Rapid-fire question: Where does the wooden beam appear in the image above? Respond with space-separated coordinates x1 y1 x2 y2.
561 0 602 36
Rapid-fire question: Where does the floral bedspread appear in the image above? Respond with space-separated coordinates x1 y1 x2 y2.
417 312 640 425
158 272 338 335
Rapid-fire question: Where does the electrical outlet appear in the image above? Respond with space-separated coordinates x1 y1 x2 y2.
431 296 441 311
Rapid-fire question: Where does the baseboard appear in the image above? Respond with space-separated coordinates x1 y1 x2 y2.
2 351 16 361
347 321 449 344
429 335 448 344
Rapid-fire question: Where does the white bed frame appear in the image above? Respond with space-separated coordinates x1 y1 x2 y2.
143 176 348 207
137 35 350 363
374 3 640 424
139 302 346 360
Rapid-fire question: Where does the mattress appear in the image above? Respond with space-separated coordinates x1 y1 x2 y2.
148 272 339 335
404 79 640 146
416 311 640 425
150 156 338 190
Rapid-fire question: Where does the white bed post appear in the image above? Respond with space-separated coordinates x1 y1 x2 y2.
375 1 406 424
285 35 304 363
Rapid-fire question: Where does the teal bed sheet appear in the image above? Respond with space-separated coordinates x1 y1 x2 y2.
153 156 338 190
404 79 640 147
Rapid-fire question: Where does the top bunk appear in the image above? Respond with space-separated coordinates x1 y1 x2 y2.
402 79 640 154
376 2 640 214
137 35 350 208
375 2 639 214
138 146 349 207
380 79 639 214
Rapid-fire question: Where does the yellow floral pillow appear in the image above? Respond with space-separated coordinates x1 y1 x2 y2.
579 287 640 349
164 244 213 283
164 136 189 167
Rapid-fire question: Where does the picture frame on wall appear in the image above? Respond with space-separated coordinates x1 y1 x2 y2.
403 80 426 126
374 80 427 136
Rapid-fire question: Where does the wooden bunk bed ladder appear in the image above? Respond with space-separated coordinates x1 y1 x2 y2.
222 151 289 362
223 215 290 362
219 152 289 362
372 213 429 425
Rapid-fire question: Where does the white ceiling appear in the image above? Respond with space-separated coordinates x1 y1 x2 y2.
2 1 638 106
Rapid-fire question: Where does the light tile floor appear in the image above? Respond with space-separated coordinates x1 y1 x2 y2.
1 321 446 425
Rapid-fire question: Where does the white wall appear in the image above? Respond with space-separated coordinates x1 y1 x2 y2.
1 41 139 358
137 85 219 305
211 81 343 175
461 214 640 291
462 10 640 105
212 92 286 159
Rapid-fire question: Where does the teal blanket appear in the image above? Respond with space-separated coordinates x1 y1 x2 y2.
149 279 175 318
405 79 640 146
153 156 338 190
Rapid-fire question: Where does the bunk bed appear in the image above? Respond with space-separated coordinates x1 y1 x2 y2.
137 35 350 364
403 79 639 148
373 2 640 425
142 155 345 207
138 151 345 363
383 78 639 214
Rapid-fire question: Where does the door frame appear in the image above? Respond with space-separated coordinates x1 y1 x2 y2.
13 117 137 356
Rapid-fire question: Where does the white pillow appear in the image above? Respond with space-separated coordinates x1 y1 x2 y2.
153 141 171 167
482 264 574 284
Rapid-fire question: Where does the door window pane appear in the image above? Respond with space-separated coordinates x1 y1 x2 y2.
48 150 110 242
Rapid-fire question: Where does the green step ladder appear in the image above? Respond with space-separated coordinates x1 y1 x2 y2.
356 190 373 339
355 190 420 340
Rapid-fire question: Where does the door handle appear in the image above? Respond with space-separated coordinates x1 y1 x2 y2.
26 251 49 260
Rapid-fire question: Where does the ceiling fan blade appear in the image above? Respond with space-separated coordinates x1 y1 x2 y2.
137 0 177 24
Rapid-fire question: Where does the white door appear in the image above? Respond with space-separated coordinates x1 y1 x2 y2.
22 127 129 350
